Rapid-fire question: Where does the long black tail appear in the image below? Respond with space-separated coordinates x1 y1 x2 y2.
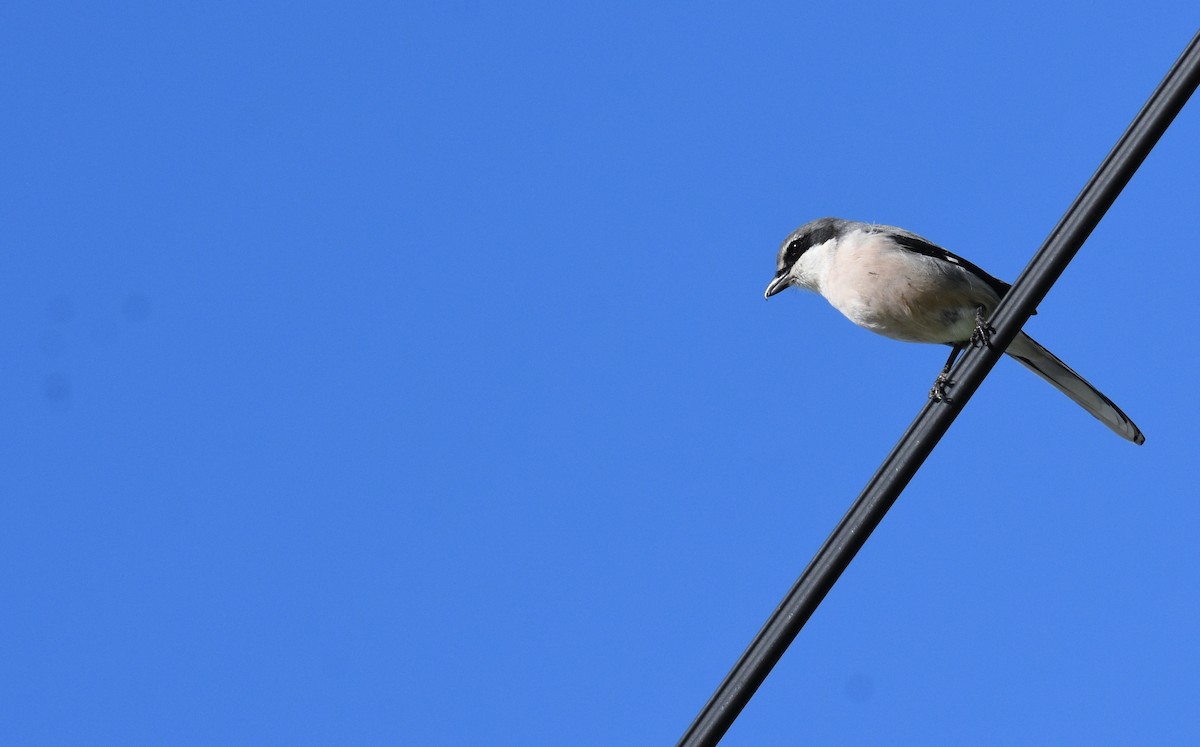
1005 331 1144 445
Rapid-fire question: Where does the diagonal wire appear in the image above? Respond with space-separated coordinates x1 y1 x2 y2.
678 29 1200 747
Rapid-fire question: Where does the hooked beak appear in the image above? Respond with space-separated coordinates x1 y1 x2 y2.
764 274 790 299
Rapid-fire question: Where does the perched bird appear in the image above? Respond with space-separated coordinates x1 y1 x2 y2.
764 217 1144 444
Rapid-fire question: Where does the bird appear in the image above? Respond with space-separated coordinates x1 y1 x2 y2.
764 217 1144 445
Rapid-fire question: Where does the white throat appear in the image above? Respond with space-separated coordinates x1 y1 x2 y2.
789 238 839 293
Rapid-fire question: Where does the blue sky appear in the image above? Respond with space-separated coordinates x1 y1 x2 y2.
3 3 1198 744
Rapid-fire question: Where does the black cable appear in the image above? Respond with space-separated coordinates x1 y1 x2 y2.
678 29 1200 747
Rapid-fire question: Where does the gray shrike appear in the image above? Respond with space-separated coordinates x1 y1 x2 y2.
764 217 1144 445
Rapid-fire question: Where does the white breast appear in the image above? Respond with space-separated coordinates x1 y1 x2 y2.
817 230 1000 344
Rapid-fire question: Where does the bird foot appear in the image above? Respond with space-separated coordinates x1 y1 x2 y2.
970 306 995 349
929 371 954 403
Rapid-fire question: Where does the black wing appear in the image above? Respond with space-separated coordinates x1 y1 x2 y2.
891 232 1013 300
